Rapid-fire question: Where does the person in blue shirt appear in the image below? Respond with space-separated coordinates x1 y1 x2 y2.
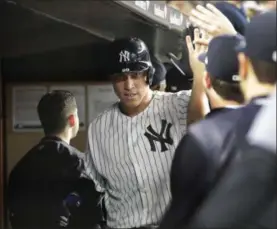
160 10 276 229
159 34 245 229
8 90 102 229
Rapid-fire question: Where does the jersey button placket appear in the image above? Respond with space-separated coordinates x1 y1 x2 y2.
127 120 144 189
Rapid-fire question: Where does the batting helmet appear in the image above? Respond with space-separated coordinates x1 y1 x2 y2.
107 37 155 85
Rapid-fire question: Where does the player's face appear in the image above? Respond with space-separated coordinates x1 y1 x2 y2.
111 71 149 108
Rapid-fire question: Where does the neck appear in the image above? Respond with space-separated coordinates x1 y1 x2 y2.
51 132 71 144
210 100 240 110
207 91 241 110
120 90 153 117
243 82 275 102
228 1 241 7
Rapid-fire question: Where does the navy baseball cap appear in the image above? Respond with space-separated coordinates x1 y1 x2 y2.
215 2 248 35
236 11 276 64
198 34 245 83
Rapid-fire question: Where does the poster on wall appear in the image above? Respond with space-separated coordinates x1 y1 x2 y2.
49 85 86 130
13 86 47 132
87 84 118 124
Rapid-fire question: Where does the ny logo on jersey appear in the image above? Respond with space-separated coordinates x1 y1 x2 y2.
119 50 130 63
144 119 173 152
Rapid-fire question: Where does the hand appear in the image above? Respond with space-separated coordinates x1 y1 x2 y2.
186 28 208 78
189 3 237 38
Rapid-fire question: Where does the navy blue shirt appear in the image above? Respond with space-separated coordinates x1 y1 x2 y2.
8 136 102 229
159 107 239 229
159 97 266 229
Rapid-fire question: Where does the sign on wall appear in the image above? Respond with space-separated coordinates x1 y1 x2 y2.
12 86 47 132
87 84 118 124
49 85 86 130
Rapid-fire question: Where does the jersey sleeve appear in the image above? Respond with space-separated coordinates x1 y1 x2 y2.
174 90 191 135
82 122 106 193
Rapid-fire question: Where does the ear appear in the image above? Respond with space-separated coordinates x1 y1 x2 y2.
203 71 212 89
68 114 75 127
238 53 249 81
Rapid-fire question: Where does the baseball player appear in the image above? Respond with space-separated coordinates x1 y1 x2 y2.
178 11 276 228
215 1 248 34
159 34 245 229
83 37 194 229
186 90 276 228
218 10 276 151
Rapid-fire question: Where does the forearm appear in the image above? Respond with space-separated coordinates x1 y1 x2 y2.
187 72 209 126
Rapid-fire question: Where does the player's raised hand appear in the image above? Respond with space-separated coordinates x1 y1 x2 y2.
186 28 207 77
189 3 237 38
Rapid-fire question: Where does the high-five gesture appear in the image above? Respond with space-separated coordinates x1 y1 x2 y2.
186 28 210 125
186 28 208 77
189 3 237 38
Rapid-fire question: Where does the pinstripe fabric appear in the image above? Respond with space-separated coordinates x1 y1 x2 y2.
83 90 190 228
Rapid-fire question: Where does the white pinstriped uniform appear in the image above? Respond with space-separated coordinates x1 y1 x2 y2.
83 90 190 228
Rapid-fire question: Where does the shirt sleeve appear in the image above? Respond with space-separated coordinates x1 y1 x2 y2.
82 122 106 193
174 90 191 135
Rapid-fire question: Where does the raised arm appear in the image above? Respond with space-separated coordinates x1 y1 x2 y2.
186 28 210 125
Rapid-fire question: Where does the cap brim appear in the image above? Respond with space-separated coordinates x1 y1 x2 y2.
198 53 207 63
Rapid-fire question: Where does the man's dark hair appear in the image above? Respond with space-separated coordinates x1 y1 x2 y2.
250 58 277 84
37 90 77 135
210 77 244 103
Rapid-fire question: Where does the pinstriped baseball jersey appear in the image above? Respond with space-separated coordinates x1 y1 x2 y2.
83 90 190 228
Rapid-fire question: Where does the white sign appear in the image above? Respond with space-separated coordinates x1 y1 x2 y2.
135 0 150 11
49 85 86 130
13 86 47 131
154 3 167 19
87 84 118 124
169 11 183 26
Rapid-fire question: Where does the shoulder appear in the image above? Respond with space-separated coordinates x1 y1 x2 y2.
153 90 191 99
89 103 118 130
173 133 208 172
43 141 83 170
189 108 242 142
153 90 191 104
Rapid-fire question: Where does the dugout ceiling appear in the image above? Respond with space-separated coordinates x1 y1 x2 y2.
1 0 188 82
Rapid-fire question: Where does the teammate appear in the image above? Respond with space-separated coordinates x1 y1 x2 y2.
8 90 101 229
217 10 276 149
83 37 195 229
187 90 276 228
215 0 248 34
159 34 245 229
167 10 276 229
193 12 276 228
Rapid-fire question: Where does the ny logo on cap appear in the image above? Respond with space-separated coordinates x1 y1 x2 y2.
119 50 130 63
232 75 241 82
